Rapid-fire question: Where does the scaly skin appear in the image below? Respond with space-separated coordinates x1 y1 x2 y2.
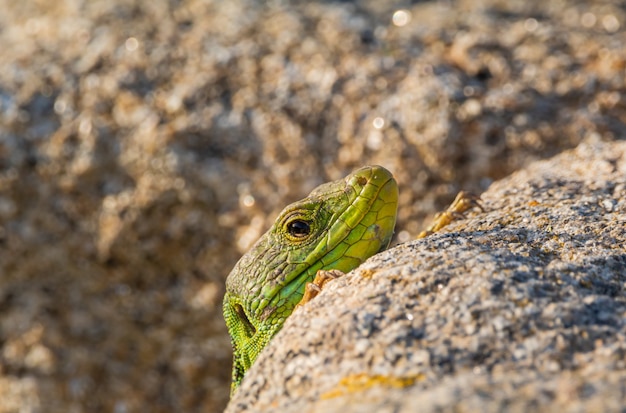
223 166 398 393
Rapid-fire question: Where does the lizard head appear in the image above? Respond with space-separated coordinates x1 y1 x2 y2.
223 165 398 393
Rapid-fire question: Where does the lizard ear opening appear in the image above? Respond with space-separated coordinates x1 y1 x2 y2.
234 303 256 337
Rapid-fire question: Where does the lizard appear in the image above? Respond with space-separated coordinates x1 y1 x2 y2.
223 165 480 394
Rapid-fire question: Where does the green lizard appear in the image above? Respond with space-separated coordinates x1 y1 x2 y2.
223 165 479 393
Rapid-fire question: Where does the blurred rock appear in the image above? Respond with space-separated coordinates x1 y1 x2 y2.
0 0 625 411
227 140 626 413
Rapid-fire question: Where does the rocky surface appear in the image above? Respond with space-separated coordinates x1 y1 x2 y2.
227 140 626 413
0 0 625 412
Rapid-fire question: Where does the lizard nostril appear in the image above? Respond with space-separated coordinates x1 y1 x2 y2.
234 304 256 337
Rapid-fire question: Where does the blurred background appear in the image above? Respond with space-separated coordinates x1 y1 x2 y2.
0 0 624 411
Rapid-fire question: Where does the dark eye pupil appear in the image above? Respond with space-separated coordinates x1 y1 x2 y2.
288 220 310 237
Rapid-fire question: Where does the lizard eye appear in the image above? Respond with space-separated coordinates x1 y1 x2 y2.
287 219 311 238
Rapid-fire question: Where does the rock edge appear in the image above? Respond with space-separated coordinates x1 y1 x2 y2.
227 140 626 413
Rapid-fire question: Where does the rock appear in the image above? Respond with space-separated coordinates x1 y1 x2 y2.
1 0 626 411
227 140 626 413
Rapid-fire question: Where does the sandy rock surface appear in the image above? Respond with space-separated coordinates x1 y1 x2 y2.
0 0 625 412
227 140 626 413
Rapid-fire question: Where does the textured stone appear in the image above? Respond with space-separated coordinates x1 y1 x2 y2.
227 140 626 412
1 0 626 411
